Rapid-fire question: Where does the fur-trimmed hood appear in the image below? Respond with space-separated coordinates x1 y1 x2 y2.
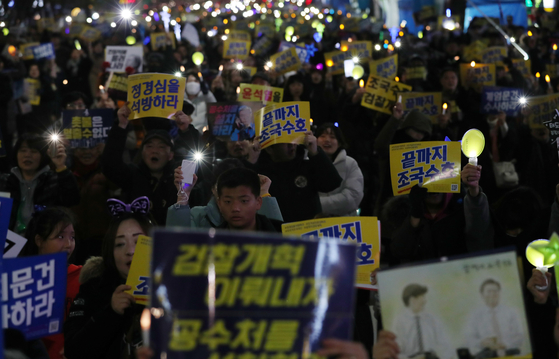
79 256 105 284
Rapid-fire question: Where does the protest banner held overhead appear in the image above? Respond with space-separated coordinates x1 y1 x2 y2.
127 73 186 120
149 229 357 358
125 235 152 304
2 252 67 340
20 42 40 60
361 74 412 114
369 54 398 80
238 84 283 105
24 79 41 106
389 141 462 195
482 46 508 66
105 46 144 73
207 102 264 141
378 249 532 359
270 47 302 75
32 43 55 60
481 86 523 115
460 63 496 90
282 217 381 290
254 101 310 149
62 109 114 148
527 93 559 129
106 72 128 101
398 92 442 123
324 50 346 75
340 40 373 59
223 39 251 60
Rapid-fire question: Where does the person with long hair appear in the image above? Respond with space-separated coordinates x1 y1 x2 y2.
64 198 153 359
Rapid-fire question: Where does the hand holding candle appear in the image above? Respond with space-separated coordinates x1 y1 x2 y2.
141 308 151 347
442 102 448 115
546 74 552 89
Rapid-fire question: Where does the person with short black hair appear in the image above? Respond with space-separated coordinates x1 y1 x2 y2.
101 104 179 225
392 283 453 359
0 134 80 233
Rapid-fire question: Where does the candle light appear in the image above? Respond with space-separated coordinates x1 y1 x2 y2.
397 95 402 103
470 61 476 67
218 64 223 77
546 74 552 89
536 72 541 78
359 79 364 87
99 85 105 94
141 308 150 347
554 44 558 51
442 102 448 115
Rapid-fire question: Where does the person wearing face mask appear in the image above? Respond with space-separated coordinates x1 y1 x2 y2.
184 70 217 133
65 202 153 359
23 207 81 359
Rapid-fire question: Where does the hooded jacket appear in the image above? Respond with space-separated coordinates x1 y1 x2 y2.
101 125 177 225
65 258 143 359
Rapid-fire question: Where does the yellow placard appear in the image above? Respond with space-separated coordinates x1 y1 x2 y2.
463 40 486 62
482 46 507 66
341 41 373 59
512 59 532 79
546 64 559 79
127 73 186 120
270 47 301 75
369 54 398 80
361 74 412 114
324 50 346 75
125 235 152 304
406 66 427 80
151 32 176 51
223 39 251 60
281 217 380 290
24 79 41 106
389 141 461 196
79 26 101 42
527 93 559 129
459 63 496 90
239 84 283 104
20 43 40 60
255 23 275 37
255 101 310 149
229 30 251 41
399 92 442 124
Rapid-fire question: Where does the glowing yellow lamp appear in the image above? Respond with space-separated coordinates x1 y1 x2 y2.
359 79 364 87
326 60 334 67
125 36 136 45
192 52 204 66
352 65 364 79
285 26 294 36
461 129 485 165
526 239 554 291
536 72 541 78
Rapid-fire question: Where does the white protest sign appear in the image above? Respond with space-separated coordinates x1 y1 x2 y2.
105 46 143 73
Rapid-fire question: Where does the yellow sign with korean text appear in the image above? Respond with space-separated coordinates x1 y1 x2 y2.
482 46 507 66
399 92 442 124
463 40 486 62
151 32 176 51
125 235 152 304
369 54 398 80
239 84 283 104
341 41 373 59
127 73 186 120
325 50 346 75
229 30 251 41
512 59 532 79
20 43 39 60
255 23 275 37
223 39 251 60
527 93 559 129
24 79 41 106
406 66 427 80
79 26 102 42
282 217 380 290
389 141 462 196
255 101 310 149
459 63 496 91
270 47 301 75
546 64 559 79
361 74 412 114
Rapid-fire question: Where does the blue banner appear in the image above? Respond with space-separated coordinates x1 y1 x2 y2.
481 86 523 115
32 43 55 60
1 252 67 340
150 229 357 358
1 197 13 254
62 109 114 148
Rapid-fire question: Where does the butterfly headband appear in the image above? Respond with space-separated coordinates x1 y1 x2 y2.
107 197 150 217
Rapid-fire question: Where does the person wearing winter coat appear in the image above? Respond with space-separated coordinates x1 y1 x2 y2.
316 123 364 216
0 134 80 234
65 208 153 359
